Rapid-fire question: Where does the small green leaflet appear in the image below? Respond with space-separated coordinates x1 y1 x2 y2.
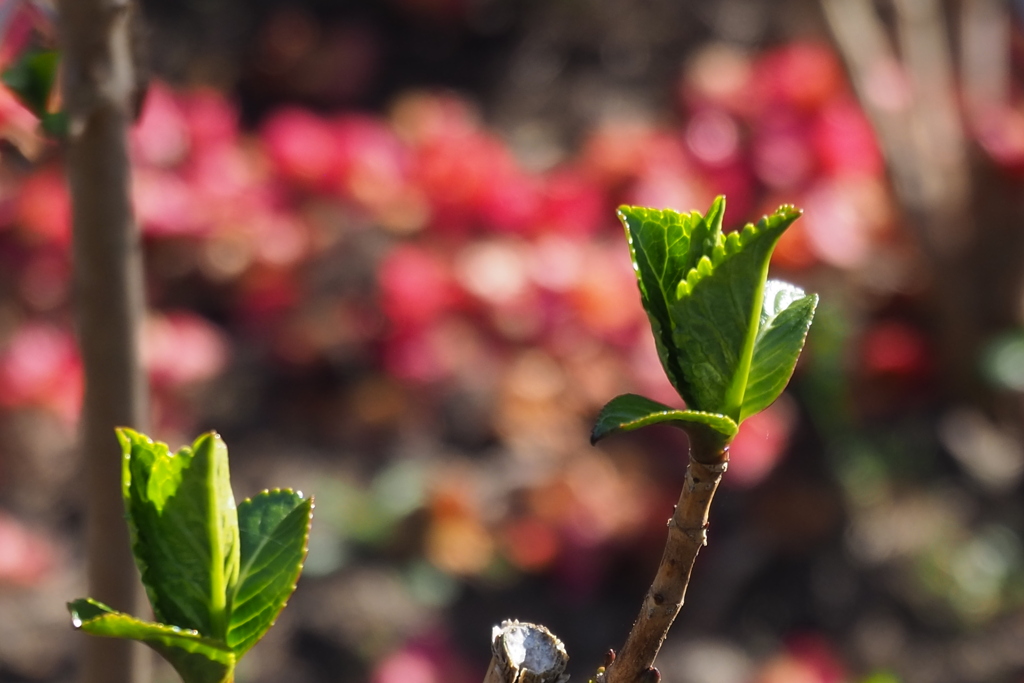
591 394 738 444
669 206 801 420
68 598 235 683
741 280 817 422
619 200 723 405
598 198 816 444
119 429 240 639
69 430 313 683
227 489 313 655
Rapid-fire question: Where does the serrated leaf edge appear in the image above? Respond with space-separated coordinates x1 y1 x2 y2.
676 206 801 300
226 489 313 656
617 198 728 406
739 291 818 421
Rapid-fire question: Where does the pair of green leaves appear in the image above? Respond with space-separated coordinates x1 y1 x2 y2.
68 429 314 683
592 197 817 449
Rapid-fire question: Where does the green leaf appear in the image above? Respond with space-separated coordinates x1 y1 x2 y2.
740 281 818 421
118 428 240 639
618 198 724 406
669 206 801 419
67 598 235 683
1 48 59 118
40 110 68 139
226 489 313 655
591 393 738 444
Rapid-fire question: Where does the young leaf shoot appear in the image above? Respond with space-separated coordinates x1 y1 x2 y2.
593 197 816 683
593 197 817 451
69 429 313 683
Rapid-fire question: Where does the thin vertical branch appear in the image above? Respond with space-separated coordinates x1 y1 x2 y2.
55 1 149 683
602 439 729 683
891 0 971 253
815 0 966 250
821 0 970 253
822 0 979 399
961 0 1011 118
820 0 919 208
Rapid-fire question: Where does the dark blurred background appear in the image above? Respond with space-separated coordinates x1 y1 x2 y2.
3 0 1024 682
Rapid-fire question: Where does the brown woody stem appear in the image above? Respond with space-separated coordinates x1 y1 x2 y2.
602 440 729 683
57 1 150 682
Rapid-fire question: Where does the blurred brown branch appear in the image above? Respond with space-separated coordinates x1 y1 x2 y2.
822 0 1024 405
56 0 150 682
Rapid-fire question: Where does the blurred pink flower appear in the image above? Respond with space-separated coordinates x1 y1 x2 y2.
134 168 205 237
0 512 54 587
380 246 457 328
373 649 438 683
249 211 311 268
679 43 754 116
686 108 742 168
580 121 660 188
261 108 339 191
0 322 82 425
566 243 642 340
413 129 516 234
972 104 1024 173
0 84 44 157
786 635 846 683
371 636 474 683
332 116 408 200
187 139 265 205
727 396 797 488
535 168 605 238
143 312 228 389
800 177 891 269
752 113 816 191
753 42 846 113
861 320 931 379
15 167 71 246
813 98 884 177
390 91 479 148
181 87 239 151
477 167 541 235
0 0 54 69
132 82 190 168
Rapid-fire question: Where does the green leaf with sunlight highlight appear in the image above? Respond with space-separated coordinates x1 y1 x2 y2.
68 598 235 683
740 280 818 422
69 430 313 683
596 198 815 446
118 428 240 640
226 489 313 655
591 393 737 445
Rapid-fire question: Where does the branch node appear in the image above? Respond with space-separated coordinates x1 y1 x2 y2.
698 460 729 474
